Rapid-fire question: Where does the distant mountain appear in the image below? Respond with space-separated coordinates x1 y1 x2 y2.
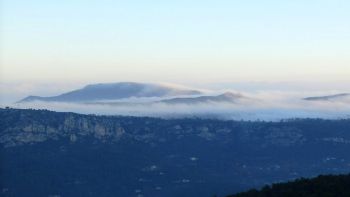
304 93 350 101
18 82 202 103
159 92 245 104
87 92 246 106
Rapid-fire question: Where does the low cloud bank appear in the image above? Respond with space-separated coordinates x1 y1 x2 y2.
6 91 350 121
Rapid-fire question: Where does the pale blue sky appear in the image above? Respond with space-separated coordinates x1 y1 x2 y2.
1 0 350 85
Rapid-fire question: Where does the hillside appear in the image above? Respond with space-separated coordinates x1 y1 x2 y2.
227 174 350 197
1 108 350 197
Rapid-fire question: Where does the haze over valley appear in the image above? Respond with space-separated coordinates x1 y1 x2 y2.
6 82 349 121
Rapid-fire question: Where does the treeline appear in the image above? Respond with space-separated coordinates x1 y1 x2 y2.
227 174 350 197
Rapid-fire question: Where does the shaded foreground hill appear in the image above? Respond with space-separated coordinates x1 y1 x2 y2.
227 174 350 197
1 108 350 197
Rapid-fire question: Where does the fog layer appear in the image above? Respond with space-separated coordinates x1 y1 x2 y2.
7 91 350 121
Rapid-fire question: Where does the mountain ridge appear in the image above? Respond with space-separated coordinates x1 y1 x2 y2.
18 82 203 103
158 92 245 104
304 93 350 101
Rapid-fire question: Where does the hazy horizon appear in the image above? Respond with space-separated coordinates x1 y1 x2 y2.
1 80 350 104
1 81 349 121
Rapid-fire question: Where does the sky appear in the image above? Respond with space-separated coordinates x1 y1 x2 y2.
1 0 350 102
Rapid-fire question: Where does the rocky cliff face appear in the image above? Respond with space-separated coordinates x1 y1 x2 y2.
0 110 127 147
2 108 350 158
0 108 316 148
